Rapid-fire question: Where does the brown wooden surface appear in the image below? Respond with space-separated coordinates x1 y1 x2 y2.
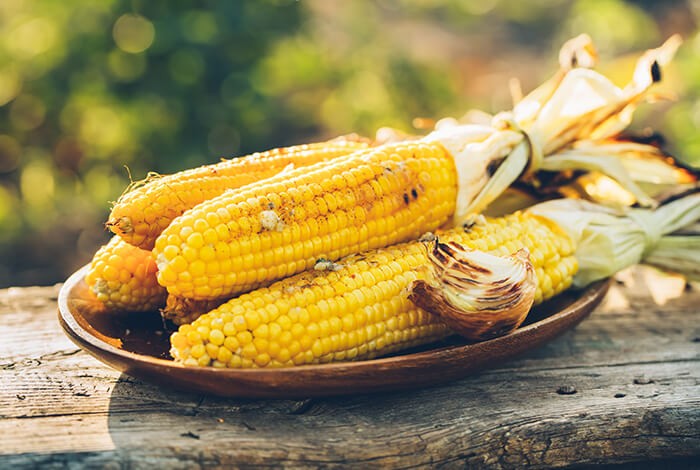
1 265 699 469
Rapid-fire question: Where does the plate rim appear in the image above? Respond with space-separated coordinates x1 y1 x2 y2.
58 264 610 395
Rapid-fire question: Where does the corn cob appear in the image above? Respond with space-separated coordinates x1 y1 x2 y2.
169 211 577 368
85 236 167 312
107 137 371 249
161 295 226 326
155 140 459 300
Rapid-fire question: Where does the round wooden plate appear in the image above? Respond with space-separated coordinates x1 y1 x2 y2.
58 265 610 398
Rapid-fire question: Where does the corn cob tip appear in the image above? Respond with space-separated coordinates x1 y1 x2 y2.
409 239 537 341
105 215 133 235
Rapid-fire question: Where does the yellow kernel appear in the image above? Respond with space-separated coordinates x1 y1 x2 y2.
228 355 242 368
223 322 236 336
197 355 211 367
241 343 257 359
244 311 261 330
190 260 206 278
291 323 305 339
205 343 219 358
342 314 355 332
217 347 233 364
187 232 205 249
186 331 202 345
253 337 269 352
255 353 271 367
237 330 253 346
199 245 216 262
223 336 239 352
278 331 293 346
171 332 188 350
190 343 206 359
209 329 225 346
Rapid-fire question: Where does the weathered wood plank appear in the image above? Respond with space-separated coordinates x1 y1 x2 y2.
1 266 699 468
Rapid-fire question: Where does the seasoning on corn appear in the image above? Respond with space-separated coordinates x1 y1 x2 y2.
168 210 578 368
154 36 686 301
85 236 166 312
107 136 371 249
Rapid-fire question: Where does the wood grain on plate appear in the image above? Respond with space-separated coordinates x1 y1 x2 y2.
58 265 609 398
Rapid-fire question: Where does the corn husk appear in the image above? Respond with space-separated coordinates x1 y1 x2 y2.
529 192 700 286
424 34 695 226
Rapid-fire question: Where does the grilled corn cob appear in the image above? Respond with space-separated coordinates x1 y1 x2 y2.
107 137 371 249
85 236 166 312
169 211 577 368
155 140 459 299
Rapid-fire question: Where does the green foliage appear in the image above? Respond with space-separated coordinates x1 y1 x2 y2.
0 0 697 286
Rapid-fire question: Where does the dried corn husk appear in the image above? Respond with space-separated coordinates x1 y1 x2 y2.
424 34 694 226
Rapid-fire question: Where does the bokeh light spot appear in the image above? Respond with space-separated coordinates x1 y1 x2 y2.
0 66 22 106
0 185 14 225
7 17 58 59
168 49 205 85
181 11 219 44
113 14 155 53
20 159 55 207
10 94 46 131
53 138 84 174
107 49 147 81
79 106 128 156
84 165 122 205
0 135 21 173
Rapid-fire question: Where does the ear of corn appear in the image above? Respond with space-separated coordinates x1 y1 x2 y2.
85 236 167 312
107 137 371 249
169 211 577 368
154 140 459 300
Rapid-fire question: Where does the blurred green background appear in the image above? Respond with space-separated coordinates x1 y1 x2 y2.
0 0 698 287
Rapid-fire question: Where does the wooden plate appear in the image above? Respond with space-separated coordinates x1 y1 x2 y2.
58 265 610 398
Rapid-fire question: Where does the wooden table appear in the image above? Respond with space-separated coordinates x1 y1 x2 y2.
1 265 698 468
